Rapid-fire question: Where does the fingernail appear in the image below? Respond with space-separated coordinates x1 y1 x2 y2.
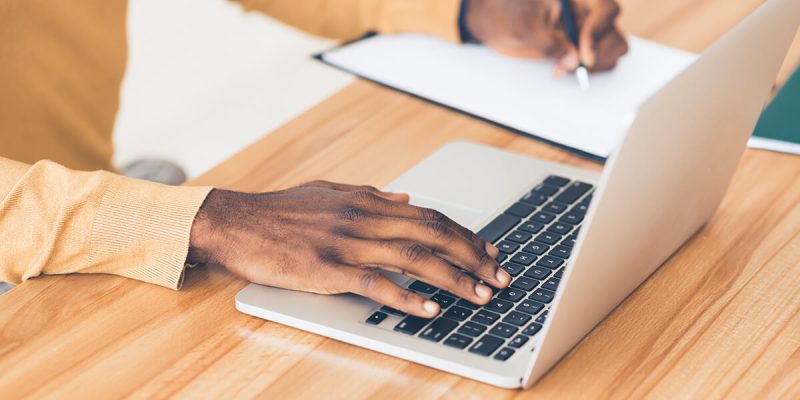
423 300 440 314
485 243 499 257
496 269 511 285
475 284 492 299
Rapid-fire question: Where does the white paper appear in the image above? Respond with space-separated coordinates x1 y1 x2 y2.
322 33 697 159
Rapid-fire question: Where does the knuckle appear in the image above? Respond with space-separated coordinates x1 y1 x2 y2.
361 185 380 193
424 220 451 240
477 252 495 270
340 206 365 222
358 270 382 293
353 190 380 208
449 268 470 287
400 243 428 263
318 247 342 264
608 2 621 18
422 208 447 223
397 289 416 305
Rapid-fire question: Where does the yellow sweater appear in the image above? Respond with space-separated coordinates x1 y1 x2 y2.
0 0 460 288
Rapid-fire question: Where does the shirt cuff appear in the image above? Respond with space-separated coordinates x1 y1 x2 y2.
86 176 213 290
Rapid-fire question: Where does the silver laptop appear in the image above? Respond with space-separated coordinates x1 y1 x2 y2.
237 0 799 388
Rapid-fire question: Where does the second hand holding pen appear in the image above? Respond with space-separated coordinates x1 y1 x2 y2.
559 0 590 90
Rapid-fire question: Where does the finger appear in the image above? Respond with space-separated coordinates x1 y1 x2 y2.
348 216 509 287
346 267 440 318
345 239 495 304
355 193 495 258
578 0 620 67
306 180 409 203
589 28 629 71
554 45 580 77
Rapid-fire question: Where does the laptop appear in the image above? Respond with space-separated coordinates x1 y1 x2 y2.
236 0 799 389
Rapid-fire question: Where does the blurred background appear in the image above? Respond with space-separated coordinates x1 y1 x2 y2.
113 0 354 179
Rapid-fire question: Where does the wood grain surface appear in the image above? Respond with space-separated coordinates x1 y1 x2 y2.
2 0 799 398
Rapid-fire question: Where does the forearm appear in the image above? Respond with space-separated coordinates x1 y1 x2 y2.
231 0 462 42
0 157 212 289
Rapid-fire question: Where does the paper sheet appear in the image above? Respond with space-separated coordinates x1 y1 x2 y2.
321 33 697 159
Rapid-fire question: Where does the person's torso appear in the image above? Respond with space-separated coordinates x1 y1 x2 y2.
1 0 128 171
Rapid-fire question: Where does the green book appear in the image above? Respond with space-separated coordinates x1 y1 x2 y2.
750 66 800 155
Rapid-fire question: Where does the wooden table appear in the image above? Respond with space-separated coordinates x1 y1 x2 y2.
2 1 800 398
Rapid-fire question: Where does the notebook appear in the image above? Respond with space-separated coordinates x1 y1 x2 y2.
319 33 697 161
749 66 800 155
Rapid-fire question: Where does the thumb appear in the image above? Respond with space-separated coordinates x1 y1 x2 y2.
554 44 580 77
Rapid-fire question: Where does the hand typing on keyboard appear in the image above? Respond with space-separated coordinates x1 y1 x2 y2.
188 180 511 318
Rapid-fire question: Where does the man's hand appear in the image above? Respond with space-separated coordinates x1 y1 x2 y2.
188 181 511 318
464 0 628 75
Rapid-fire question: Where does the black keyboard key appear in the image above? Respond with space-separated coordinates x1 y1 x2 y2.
510 276 538 291
554 268 565 278
522 322 543 336
524 266 551 280
535 232 562 245
456 299 479 309
519 192 548 206
516 299 545 315
431 293 456 309
503 311 532 327
395 316 432 335
496 253 508 263
536 255 565 269
518 221 545 234
531 211 556 224
571 203 589 215
484 298 514 314
506 230 532 244
560 212 584 225
532 184 559 197
477 214 520 244
489 322 518 338
497 240 520 254
505 202 535 218
562 237 576 247
443 333 473 349
536 312 548 324
419 318 459 342
408 280 437 294
543 278 560 292
543 202 568 214
510 252 536 266
509 335 529 348
530 288 556 303
471 309 501 325
543 175 570 187
469 335 504 356
381 306 406 317
494 347 515 361
549 245 572 259
366 311 388 325
522 242 549 255
498 288 526 302
458 321 487 337
501 262 526 277
580 193 593 205
547 222 574 235
554 182 593 204
442 306 473 321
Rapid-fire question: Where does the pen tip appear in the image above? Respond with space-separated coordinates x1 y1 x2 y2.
576 66 590 91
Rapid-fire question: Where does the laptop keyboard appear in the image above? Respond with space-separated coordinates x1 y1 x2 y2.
365 175 594 362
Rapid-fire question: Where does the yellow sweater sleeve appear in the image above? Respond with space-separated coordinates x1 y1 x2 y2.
232 0 462 42
0 157 212 289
